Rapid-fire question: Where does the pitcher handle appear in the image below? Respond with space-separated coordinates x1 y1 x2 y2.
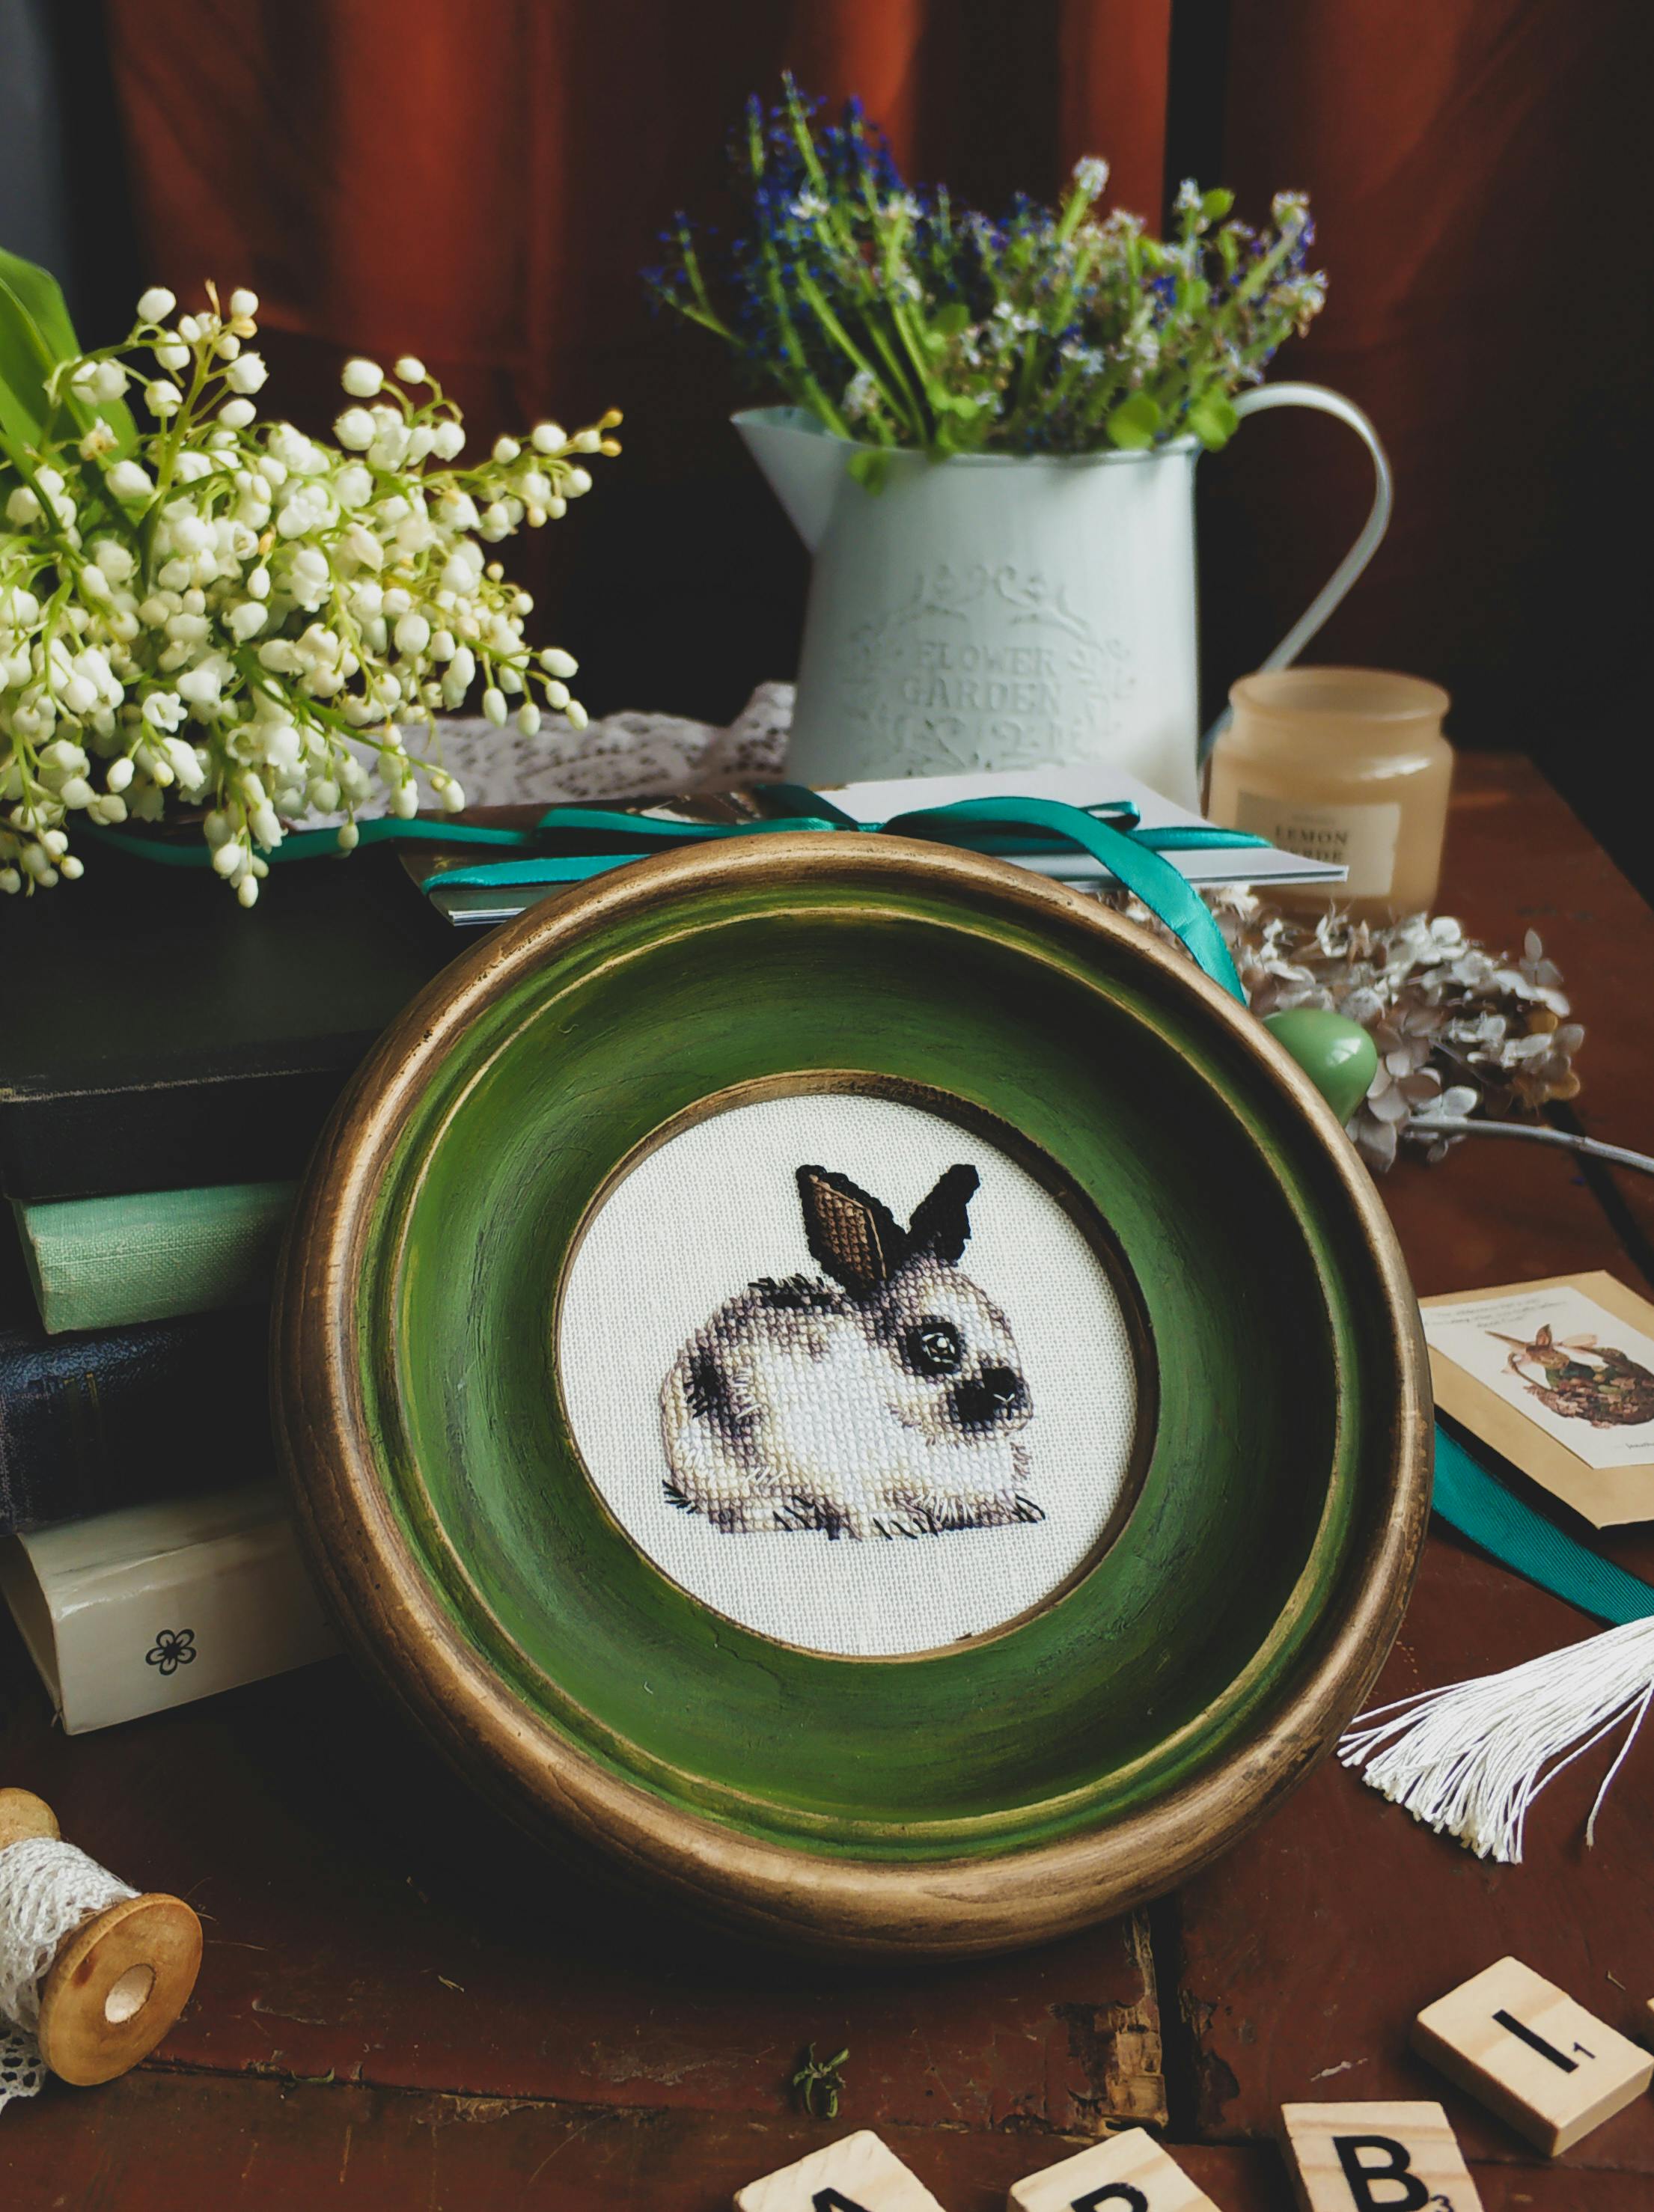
1198 382 1394 761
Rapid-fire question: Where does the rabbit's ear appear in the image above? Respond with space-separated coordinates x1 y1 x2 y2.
1535 1325 1554 1346
796 1166 906 1299
907 1164 980 1263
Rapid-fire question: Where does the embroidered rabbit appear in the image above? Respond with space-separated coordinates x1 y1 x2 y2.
659 1163 1040 1539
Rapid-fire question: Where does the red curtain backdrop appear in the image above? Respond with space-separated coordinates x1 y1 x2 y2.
100 1 1650 849
1202 1 1650 807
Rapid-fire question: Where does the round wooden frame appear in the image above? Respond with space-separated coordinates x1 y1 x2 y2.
275 834 1431 1958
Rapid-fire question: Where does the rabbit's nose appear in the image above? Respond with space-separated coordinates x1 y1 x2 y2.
981 1366 1024 1408
951 1365 1029 1430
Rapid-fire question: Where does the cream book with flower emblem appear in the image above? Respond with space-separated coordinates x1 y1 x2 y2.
0 1482 338 1732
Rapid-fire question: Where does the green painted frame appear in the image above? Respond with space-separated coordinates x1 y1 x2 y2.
275 835 1431 1955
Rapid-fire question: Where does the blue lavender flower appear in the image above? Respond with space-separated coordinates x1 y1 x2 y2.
642 79 1326 458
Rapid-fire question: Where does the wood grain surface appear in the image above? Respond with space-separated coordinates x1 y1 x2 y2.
1 755 1650 2207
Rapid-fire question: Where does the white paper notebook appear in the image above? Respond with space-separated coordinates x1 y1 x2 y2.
0 1482 338 1732
823 760 1349 888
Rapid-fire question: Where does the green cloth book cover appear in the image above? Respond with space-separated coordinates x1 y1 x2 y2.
16 1180 296 1334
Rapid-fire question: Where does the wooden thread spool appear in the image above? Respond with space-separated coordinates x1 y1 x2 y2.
0 1787 202 2087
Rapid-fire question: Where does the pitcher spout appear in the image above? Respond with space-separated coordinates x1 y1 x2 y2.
733 406 851 552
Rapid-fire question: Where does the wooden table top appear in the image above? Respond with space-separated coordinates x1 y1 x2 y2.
2 753 1651 2210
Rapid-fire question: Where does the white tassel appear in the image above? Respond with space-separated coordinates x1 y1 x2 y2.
1338 1615 1654 1863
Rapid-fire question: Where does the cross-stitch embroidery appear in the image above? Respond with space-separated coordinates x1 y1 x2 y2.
660 1162 1042 1539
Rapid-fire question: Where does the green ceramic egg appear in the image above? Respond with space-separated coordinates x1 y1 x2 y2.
1263 1007 1380 1126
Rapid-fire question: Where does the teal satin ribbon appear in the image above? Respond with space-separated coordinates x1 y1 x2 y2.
87 788 1268 1002
1433 1426 1654 1625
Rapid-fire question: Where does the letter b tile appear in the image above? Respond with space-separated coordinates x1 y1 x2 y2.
1280 2101 1483 2211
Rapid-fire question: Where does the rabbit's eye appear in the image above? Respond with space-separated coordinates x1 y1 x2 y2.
904 1318 964 1376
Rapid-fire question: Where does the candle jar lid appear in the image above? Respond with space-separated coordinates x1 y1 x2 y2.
1229 665 1449 731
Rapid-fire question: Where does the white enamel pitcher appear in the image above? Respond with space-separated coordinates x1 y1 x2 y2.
736 390 1391 810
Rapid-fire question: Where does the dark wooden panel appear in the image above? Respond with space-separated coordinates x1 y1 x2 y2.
1173 1535 1654 2169
0 1634 1162 2135
0 2076 1645 2212
1150 754 1654 2179
1380 1118 1641 1298
1420 756 1654 1269
1174 761 1654 2175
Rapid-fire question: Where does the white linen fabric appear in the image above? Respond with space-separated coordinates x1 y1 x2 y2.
558 1090 1142 1656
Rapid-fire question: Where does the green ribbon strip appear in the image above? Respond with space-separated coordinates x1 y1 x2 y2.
1432 1425 1654 1625
88 788 1269 1001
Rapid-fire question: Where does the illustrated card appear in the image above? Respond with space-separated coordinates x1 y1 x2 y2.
1420 1271 1654 1526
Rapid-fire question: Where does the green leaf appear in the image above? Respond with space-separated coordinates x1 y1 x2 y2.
1185 390 1240 449
931 302 970 337
0 246 82 428
1105 392 1162 450
846 446 888 492
0 361 40 458
1200 188 1236 224
0 246 135 455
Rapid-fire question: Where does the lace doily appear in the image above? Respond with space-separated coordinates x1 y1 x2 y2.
431 679 793 807
0 1837 135 2113
319 682 795 831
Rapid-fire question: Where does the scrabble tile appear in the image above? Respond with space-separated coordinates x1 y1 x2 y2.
1280 2101 1483 2212
735 2130 947 2212
1412 1954 1653 2156
1008 2126 1219 2210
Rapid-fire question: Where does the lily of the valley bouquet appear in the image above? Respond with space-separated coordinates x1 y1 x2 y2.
0 251 617 902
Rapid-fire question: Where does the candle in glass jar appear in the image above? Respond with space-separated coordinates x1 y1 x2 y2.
1206 667 1453 921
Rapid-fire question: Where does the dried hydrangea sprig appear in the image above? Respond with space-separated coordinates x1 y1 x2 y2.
1214 905 1587 1173
0 281 619 902
1111 890 1597 1172
645 75 1325 468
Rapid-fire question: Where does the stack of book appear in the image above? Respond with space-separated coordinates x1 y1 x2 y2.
0 843 455 1730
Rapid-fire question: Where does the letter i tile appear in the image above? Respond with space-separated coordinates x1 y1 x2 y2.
1413 1955 1653 2156
1280 2101 1483 2211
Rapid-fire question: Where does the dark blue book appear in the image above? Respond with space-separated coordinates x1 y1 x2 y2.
0 1213 264 1533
